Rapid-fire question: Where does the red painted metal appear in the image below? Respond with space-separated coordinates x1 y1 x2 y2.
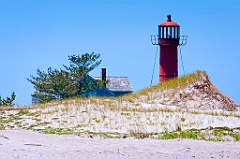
158 15 179 82
159 44 178 82
159 21 179 27
159 15 179 26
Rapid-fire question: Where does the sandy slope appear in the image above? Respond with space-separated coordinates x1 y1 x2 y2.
1 71 239 158
0 130 240 159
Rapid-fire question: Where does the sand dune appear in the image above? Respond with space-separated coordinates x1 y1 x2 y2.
1 71 240 158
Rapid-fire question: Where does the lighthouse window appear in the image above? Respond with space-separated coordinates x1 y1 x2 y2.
175 27 178 38
177 27 180 38
158 27 161 38
168 27 171 38
162 27 165 38
160 27 163 39
158 26 162 38
171 27 176 38
163 27 167 38
161 27 163 38
167 27 171 38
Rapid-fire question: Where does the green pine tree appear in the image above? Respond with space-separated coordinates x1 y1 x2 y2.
0 92 16 106
64 53 104 96
27 52 105 103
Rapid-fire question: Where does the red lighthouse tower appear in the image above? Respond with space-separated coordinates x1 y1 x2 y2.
151 15 187 82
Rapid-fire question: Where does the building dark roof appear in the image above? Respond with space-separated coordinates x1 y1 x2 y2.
32 71 134 103
93 76 133 92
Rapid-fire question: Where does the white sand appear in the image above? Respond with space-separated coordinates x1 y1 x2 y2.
0 130 240 159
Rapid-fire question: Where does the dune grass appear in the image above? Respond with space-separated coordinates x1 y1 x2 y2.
0 70 239 141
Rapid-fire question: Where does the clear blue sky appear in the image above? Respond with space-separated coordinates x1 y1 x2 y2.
0 0 239 105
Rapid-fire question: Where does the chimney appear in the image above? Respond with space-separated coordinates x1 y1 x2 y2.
101 68 106 87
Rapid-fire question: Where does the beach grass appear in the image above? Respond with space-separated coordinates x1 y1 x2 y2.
0 70 239 141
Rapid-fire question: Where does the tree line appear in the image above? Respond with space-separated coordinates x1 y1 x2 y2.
27 52 106 103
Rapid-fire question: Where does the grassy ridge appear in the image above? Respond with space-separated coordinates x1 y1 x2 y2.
0 70 239 141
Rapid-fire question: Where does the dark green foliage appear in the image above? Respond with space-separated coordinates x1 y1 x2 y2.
27 52 106 103
0 92 16 106
64 53 105 96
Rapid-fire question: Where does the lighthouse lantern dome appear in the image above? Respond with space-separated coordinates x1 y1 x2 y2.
158 15 180 39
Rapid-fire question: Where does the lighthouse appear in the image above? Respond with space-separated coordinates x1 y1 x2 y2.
151 15 187 82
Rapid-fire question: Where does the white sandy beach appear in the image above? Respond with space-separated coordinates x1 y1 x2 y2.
0 130 240 159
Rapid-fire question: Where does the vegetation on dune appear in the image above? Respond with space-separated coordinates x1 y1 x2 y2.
1 70 239 142
123 70 238 111
120 70 204 104
127 70 203 96
0 92 16 106
158 127 240 141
